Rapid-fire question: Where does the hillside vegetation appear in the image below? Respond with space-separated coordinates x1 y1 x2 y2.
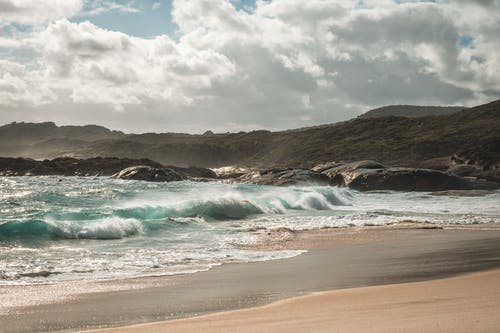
358 105 466 119
0 100 498 168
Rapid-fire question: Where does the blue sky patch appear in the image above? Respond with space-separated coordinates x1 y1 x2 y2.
460 35 474 48
73 0 177 38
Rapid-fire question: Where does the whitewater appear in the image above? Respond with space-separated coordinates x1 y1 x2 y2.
1 176 499 284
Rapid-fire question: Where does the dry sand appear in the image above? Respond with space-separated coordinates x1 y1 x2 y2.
85 269 500 333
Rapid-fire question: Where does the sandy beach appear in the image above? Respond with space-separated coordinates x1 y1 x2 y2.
2 225 500 333
84 269 500 333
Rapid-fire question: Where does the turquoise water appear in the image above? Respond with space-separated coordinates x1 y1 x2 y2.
1 176 499 284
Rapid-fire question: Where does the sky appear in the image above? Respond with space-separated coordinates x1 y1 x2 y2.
0 0 499 133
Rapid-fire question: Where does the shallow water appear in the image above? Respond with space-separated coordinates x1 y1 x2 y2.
1 176 499 284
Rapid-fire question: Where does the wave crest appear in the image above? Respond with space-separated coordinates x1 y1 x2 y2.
0 217 142 241
115 187 348 221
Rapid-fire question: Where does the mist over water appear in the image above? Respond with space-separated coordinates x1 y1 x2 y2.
1 176 499 284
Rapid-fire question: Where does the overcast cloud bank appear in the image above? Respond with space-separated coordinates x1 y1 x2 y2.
0 0 499 132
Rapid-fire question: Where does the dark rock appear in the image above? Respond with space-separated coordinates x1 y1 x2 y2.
212 166 253 179
240 168 332 186
347 168 472 192
418 156 452 171
449 142 500 182
311 161 343 173
0 157 216 179
169 166 217 179
318 160 386 186
111 166 184 182
317 160 498 192
0 156 163 176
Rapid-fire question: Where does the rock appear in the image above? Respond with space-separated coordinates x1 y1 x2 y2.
347 168 472 192
311 161 343 173
317 160 498 192
0 157 216 179
112 166 184 182
317 160 386 186
240 168 332 186
0 157 39 176
0 157 164 176
418 156 452 171
449 145 500 183
170 166 217 179
212 166 252 179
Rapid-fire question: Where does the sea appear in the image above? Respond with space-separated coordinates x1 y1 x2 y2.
1 176 499 285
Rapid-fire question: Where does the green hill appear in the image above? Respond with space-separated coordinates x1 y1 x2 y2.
0 100 498 168
358 105 466 119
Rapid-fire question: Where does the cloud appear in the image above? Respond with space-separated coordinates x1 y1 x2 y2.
0 60 55 108
29 19 235 109
0 0 499 132
80 1 140 16
0 0 82 26
152 2 161 11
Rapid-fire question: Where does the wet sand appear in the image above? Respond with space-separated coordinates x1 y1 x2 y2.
2 226 500 333
84 269 500 333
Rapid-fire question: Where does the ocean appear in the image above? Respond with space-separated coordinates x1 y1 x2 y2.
1 176 499 285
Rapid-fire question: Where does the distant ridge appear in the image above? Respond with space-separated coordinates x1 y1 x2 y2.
359 105 466 119
0 100 498 168
0 121 124 143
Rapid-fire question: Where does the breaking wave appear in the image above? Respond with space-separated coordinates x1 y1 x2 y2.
1 176 499 284
113 187 348 221
0 217 143 241
0 186 349 242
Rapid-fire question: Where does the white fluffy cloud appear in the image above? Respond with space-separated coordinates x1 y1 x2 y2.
32 19 235 109
0 60 55 108
0 0 499 132
80 0 140 16
0 0 82 26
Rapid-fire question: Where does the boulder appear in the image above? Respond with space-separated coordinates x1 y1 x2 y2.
318 160 386 186
112 166 184 182
212 166 252 179
317 160 498 191
240 168 332 186
448 140 500 182
0 157 164 176
347 168 473 192
0 157 216 179
172 166 217 179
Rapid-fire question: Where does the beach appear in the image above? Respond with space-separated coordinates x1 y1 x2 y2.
83 269 500 333
2 225 500 333
1 0 499 331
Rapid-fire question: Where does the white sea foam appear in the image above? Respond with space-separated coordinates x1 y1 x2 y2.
45 217 143 239
0 177 499 285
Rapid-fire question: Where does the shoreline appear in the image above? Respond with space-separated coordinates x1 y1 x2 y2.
2 225 500 332
83 268 500 333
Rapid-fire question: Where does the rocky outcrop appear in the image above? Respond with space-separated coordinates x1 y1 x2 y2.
347 168 473 192
316 160 499 192
170 166 217 179
111 166 184 182
212 166 252 179
239 168 332 186
449 142 500 183
1 156 498 189
0 157 164 176
316 160 386 186
0 157 216 180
